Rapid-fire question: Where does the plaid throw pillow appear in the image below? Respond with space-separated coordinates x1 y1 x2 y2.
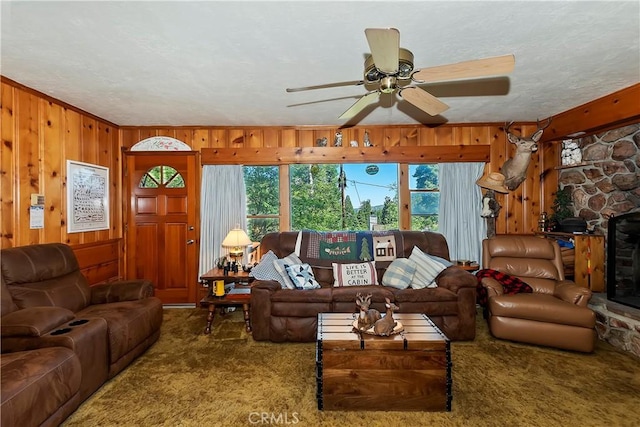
249 250 282 283
382 258 417 290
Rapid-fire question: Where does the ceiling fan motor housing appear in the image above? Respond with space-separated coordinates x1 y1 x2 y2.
364 47 414 83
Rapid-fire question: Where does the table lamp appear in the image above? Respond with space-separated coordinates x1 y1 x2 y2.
222 227 252 267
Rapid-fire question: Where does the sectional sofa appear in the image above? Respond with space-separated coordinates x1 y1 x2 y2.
0 243 163 426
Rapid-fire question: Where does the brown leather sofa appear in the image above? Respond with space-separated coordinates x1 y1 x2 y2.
1 347 82 427
251 231 477 342
480 234 596 352
1 243 163 426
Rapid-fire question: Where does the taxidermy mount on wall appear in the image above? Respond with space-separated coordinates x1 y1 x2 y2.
500 118 551 191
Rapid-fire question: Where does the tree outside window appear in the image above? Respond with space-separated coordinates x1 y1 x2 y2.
243 166 279 242
244 164 406 235
289 164 398 231
410 164 439 231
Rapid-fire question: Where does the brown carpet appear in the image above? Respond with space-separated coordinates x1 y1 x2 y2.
62 308 640 427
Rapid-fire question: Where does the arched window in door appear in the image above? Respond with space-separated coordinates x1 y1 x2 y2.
139 165 185 188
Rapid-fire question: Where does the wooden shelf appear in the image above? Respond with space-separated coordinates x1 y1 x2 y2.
554 162 592 170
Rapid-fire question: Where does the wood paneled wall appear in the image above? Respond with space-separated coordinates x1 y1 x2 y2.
1 79 122 255
2 76 559 258
121 124 560 235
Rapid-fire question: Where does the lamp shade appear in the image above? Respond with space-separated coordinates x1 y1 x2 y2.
222 228 252 249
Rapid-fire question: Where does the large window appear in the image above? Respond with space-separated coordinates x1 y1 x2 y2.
243 163 438 234
243 166 279 242
289 163 398 231
409 164 439 231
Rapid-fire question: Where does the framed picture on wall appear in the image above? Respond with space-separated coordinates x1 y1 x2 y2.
66 160 110 233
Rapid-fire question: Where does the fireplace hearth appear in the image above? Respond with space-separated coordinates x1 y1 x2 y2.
607 211 640 310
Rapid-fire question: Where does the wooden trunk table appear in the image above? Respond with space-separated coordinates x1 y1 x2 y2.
316 312 452 412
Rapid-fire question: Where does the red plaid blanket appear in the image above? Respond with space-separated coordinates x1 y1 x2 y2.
476 269 533 309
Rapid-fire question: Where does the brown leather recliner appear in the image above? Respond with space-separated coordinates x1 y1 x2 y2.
481 235 596 353
1 243 163 425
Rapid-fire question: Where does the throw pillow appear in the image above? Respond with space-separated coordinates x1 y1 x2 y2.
285 263 321 290
408 246 447 289
426 253 453 267
273 252 303 289
249 250 281 283
381 258 417 290
332 261 378 287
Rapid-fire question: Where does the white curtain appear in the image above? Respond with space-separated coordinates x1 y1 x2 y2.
199 165 248 277
438 162 486 264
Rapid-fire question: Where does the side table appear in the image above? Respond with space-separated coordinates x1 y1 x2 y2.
455 261 479 272
199 268 254 335
199 291 252 335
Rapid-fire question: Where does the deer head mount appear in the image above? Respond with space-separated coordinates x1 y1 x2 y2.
500 118 552 191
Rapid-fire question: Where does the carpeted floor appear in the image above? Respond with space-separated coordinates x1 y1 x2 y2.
62 307 640 427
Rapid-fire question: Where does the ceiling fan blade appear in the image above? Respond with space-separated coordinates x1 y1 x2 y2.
399 86 449 116
286 80 365 93
412 54 515 83
365 28 400 74
339 91 380 120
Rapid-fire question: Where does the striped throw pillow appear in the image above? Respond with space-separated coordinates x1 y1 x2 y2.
408 246 446 289
273 252 303 289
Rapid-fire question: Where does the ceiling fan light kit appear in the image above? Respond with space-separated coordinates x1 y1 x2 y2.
287 28 515 121
364 48 414 83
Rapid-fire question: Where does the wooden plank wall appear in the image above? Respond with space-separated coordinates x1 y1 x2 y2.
72 239 121 285
1 80 123 281
121 125 560 235
1 77 559 263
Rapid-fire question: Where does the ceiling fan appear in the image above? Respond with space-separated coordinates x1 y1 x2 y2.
286 28 515 120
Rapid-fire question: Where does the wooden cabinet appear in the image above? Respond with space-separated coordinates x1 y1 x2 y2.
536 232 605 292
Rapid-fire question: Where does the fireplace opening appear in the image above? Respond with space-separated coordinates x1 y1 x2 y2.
607 211 640 309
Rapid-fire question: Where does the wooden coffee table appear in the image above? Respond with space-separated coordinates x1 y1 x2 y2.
316 312 451 411
199 289 252 335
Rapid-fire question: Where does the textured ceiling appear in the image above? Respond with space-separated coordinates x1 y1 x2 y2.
1 1 639 127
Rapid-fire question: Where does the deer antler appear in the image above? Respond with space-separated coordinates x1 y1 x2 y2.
536 117 552 131
504 121 515 135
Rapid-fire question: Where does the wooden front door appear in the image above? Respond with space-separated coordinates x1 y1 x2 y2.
125 152 198 304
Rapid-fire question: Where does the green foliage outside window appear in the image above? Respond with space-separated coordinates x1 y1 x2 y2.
290 164 343 231
244 166 280 241
139 166 184 188
410 164 439 231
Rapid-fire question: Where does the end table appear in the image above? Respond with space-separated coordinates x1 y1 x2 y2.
199 268 254 335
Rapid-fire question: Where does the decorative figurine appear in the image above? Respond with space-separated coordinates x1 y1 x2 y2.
363 131 372 147
373 298 400 336
334 131 343 147
355 293 381 331
350 140 358 147
561 139 582 165
316 137 328 147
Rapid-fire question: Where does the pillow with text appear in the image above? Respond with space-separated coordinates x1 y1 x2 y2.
332 261 378 287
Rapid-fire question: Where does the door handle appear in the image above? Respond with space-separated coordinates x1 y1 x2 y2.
186 239 195 245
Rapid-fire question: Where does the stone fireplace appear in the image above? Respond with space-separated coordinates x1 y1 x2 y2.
559 123 640 358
